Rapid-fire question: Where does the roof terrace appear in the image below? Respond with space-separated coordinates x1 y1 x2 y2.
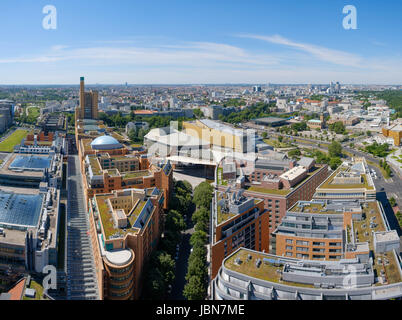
318 164 374 190
95 193 151 240
123 170 151 180
216 191 262 225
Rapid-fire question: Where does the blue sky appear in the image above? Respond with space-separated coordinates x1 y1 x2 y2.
0 0 401 84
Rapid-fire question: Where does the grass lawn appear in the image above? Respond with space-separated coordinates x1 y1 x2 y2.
130 143 143 148
0 129 30 152
28 107 40 118
247 186 290 195
23 280 45 300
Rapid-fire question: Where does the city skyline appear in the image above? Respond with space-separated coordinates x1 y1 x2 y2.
0 0 402 84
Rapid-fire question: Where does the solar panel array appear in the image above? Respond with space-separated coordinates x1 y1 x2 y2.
0 191 43 227
9 155 52 170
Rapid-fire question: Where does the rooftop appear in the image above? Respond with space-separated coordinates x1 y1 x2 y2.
123 170 151 179
91 135 123 150
280 166 307 181
318 164 374 190
246 165 323 196
288 200 362 215
199 119 245 137
216 191 262 225
95 190 155 240
0 191 43 229
224 249 314 288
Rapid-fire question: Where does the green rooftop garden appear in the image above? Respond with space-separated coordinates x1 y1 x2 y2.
96 196 147 240
225 250 314 288
124 170 150 179
89 156 103 175
0 129 30 152
247 186 290 195
319 168 374 190
23 280 47 301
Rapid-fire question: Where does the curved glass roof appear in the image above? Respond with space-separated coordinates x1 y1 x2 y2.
91 135 122 150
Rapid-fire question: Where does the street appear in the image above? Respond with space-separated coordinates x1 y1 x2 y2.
169 203 196 300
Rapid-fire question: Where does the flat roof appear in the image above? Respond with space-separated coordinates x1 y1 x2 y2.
9 155 52 171
317 164 374 190
280 166 307 181
95 189 156 240
105 249 133 266
246 165 323 196
0 191 43 228
199 119 245 137
374 230 400 242
253 117 287 123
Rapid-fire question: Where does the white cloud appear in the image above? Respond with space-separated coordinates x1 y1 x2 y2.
0 36 401 84
238 34 362 67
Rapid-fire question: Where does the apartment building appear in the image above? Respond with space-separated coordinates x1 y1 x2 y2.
211 190 270 278
88 187 164 300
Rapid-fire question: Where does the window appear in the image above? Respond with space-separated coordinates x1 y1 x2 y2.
313 242 325 246
296 240 309 246
296 247 309 252
329 242 340 247
313 255 325 259
286 239 293 244
286 252 293 257
286 246 293 250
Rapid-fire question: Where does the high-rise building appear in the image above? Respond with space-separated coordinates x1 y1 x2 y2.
76 77 99 120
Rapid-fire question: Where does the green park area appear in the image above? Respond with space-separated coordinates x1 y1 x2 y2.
0 129 30 152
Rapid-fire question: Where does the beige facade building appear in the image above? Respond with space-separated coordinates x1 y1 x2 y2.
76 77 99 120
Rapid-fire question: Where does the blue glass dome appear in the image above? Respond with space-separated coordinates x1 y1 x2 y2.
91 135 123 150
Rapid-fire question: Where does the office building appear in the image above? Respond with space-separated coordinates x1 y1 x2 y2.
76 77 99 120
314 158 376 200
213 245 402 300
382 124 402 146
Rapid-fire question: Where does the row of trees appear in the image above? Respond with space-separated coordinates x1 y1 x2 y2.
304 144 342 170
379 159 392 178
364 142 391 158
142 180 192 299
99 111 193 131
328 121 347 134
183 182 213 300
218 102 277 124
